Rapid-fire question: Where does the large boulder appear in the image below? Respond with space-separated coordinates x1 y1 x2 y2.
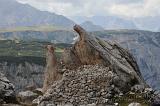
17 90 39 105
39 25 148 105
0 72 16 104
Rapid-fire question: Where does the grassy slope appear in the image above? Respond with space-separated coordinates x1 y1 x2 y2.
0 40 71 57
0 25 71 33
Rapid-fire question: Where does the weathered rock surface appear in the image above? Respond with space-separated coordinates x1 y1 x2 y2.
17 90 38 105
43 45 62 92
0 72 16 104
37 25 147 106
93 30 160 90
35 65 118 105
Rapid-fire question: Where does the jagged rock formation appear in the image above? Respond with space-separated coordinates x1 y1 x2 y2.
93 30 160 90
38 25 147 105
43 45 62 92
0 72 16 104
80 21 104 31
47 25 146 89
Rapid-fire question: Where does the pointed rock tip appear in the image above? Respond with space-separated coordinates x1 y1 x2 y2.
46 45 55 53
73 24 87 40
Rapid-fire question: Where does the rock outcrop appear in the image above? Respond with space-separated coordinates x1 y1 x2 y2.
93 30 160 90
37 25 148 105
17 90 39 105
0 72 16 104
43 45 62 92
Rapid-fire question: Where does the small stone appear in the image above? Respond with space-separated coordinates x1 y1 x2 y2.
87 103 96 106
128 102 141 106
119 93 123 96
114 103 118 106
47 104 56 106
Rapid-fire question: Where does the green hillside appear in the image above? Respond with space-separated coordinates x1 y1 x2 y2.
0 40 72 58
0 25 70 33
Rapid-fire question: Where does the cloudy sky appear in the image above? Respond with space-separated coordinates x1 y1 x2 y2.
16 0 160 18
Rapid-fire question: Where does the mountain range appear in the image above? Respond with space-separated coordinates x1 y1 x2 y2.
72 16 137 30
0 0 75 28
72 16 160 32
1 0 160 31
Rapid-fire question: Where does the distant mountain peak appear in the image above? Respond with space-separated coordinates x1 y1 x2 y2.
0 0 75 28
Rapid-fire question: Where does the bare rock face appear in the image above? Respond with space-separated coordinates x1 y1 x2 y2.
42 45 62 92
0 72 16 104
17 90 38 105
40 25 147 105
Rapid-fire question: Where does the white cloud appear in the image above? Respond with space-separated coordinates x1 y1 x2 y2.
108 0 160 18
16 0 160 18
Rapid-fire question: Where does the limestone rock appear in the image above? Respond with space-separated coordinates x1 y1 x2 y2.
17 90 38 105
33 88 43 95
68 25 147 91
0 72 16 103
43 45 62 92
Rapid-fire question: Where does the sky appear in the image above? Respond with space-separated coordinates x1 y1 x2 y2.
16 0 160 18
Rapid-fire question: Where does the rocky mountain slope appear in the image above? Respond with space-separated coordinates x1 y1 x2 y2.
0 29 160 90
0 57 45 91
0 0 75 28
0 25 159 105
0 40 72 92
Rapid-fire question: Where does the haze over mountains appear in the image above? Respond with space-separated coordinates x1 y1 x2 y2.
0 0 159 31
80 21 104 31
72 16 137 30
72 16 160 31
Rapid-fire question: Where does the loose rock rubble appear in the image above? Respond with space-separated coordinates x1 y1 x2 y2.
34 65 134 105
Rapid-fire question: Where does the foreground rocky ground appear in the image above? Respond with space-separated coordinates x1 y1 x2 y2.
0 25 160 106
